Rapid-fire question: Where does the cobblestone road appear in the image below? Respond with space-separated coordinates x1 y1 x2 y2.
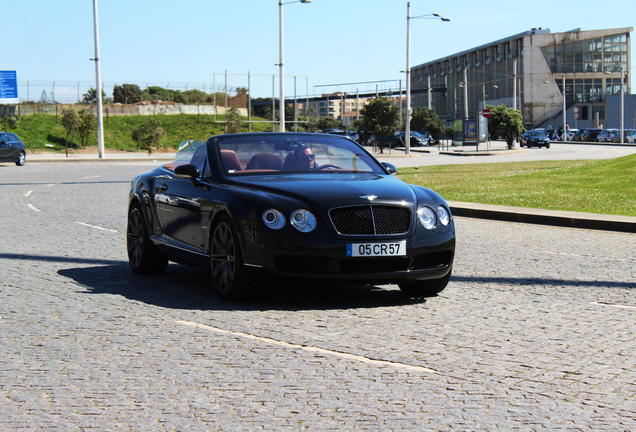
1 162 635 430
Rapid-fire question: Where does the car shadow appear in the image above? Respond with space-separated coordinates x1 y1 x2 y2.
57 263 429 312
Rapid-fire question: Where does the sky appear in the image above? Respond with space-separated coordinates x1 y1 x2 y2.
2 0 635 104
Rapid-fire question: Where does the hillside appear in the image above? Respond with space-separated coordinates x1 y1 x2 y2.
9 113 273 153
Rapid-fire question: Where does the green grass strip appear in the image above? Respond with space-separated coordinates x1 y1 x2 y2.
396 154 636 216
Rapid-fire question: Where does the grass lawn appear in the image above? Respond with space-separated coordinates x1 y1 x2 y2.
396 153 636 217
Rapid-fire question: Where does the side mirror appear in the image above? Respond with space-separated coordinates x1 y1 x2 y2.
382 162 397 175
174 163 200 179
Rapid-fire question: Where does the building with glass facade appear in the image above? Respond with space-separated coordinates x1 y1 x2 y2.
410 27 632 128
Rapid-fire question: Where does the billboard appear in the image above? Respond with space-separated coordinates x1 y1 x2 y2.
0 71 18 104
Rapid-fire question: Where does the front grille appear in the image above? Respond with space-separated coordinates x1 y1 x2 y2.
329 205 410 235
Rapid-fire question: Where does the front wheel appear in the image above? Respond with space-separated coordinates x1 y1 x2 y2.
398 268 452 297
15 151 26 166
210 215 251 300
127 203 168 274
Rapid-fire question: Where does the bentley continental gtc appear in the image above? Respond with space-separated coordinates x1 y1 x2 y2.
127 133 455 300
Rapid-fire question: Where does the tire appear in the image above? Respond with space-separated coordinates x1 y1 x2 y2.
546 144 550 149
398 268 452 297
210 215 251 300
127 203 168 274
15 151 26 166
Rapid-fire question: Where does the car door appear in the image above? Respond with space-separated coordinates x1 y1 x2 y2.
0 133 11 160
155 144 210 251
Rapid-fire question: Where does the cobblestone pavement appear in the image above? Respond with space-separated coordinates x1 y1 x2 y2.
1 162 635 431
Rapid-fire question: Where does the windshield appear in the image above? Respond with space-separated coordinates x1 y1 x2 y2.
528 131 547 137
215 133 386 175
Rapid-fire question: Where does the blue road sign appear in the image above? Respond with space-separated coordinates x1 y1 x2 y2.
0 71 18 100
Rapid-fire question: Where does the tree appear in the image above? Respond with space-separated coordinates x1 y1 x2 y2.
61 108 80 157
316 117 343 131
113 84 143 104
77 109 97 147
131 117 164 155
226 107 243 134
82 88 109 104
358 97 401 153
487 104 526 149
1 114 20 131
410 107 446 143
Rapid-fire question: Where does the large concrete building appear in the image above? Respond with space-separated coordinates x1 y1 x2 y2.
410 27 632 129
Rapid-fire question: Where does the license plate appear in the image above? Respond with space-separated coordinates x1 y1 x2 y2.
346 241 406 257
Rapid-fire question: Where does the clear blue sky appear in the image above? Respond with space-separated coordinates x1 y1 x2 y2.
3 0 635 103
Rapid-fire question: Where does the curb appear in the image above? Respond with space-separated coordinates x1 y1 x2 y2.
448 201 636 234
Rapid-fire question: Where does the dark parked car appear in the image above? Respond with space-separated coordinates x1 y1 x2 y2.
0 132 26 166
580 128 602 142
521 130 551 148
395 131 433 147
127 133 455 300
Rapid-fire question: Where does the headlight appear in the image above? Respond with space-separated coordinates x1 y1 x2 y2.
262 209 286 230
290 209 316 232
437 206 451 226
417 206 436 230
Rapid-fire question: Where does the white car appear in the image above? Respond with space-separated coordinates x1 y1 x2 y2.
566 129 578 141
596 129 619 142
626 130 636 143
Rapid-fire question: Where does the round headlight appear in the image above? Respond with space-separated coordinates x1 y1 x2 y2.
262 209 286 230
417 206 436 230
290 209 317 232
437 205 451 226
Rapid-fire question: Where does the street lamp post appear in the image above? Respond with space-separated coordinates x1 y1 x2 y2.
406 2 449 155
620 67 625 143
279 0 310 133
92 0 104 159
563 75 567 141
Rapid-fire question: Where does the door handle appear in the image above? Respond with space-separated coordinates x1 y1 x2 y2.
159 183 169 191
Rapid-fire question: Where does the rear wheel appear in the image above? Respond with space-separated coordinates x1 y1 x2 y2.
127 203 168 274
210 215 251 300
398 268 452 297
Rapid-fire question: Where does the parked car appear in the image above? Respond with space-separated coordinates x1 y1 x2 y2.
0 132 26 166
627 130 636 143
612 129 634 143
566 129 578 141
596 129 619 143
580 128 602 142
396 131 433 147
520 130 551 148
127 133 456 300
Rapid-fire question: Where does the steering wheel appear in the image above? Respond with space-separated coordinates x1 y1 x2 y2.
317 164 342 170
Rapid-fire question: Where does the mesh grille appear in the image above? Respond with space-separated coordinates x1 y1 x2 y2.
329 205 411 235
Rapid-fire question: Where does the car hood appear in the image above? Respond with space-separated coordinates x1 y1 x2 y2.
228 173 424 208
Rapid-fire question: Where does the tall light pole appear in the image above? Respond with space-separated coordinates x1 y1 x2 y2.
279 0 310 133
562 75 567 141
620 67 625 143
406 2 449 155
92 0 104 158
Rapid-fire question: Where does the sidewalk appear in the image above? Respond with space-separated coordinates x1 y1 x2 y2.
22 149 636 234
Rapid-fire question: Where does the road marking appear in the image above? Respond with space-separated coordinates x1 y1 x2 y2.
27 203 40 212
176 320 439 374
24 190 33 197
83 175 101 179
76 222 118 233
46 184 55 187
590 302 636 310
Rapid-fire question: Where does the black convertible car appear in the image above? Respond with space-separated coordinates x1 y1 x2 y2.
127 133 455 300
